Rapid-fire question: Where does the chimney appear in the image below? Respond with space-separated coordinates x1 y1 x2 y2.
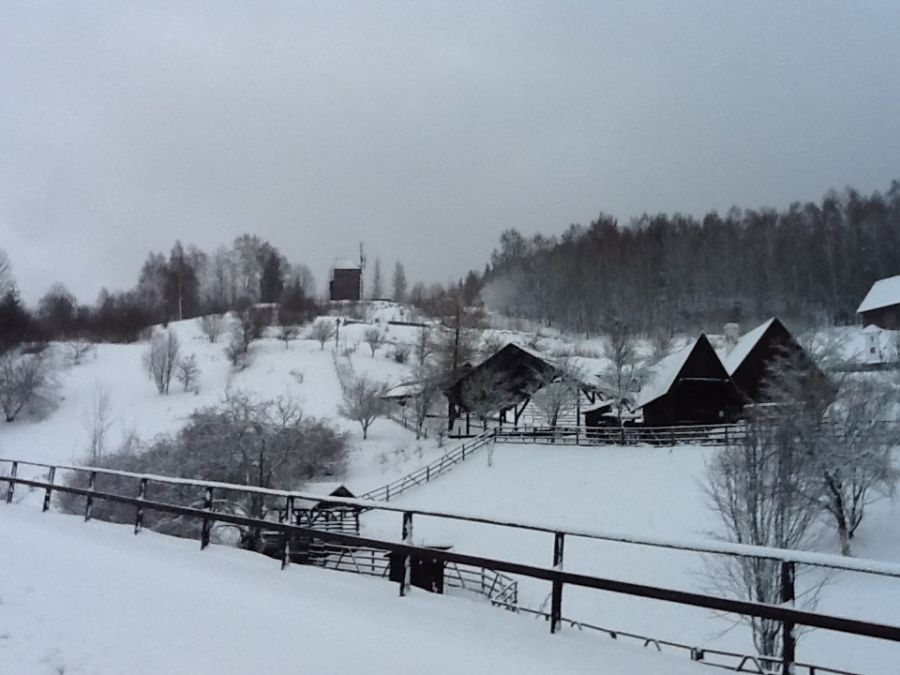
724 323 741 352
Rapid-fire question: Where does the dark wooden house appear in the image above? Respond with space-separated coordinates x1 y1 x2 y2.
723 318 804 404
329 260 362 301
723 317 833 412
636 334 741 427
857 275 900 329
445 343 601 434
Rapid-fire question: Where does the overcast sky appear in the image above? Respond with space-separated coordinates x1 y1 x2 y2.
2 2 900 305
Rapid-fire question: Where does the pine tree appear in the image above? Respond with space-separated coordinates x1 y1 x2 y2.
371 256 383 299
392 262 407 303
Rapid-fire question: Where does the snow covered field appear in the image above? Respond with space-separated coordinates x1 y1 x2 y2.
1 310 899 673
0 505 709 675
360 443 900 673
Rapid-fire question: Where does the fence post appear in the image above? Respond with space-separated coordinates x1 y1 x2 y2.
200 486 214 550
5 460 17 503
551 531 565 634
400 511 413 597
385 485 390 502
781 561 796 675
134 478 147 534
84 470 97 522
462 443 466 461
426 465 430 482
42 466 56 512
281 496 294 570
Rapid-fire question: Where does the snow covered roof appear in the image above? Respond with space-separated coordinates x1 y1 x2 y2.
381 381 423 399
857 274 900 313
332 257 360 270
722 318 776 376
294 482 356 510
634 340 696 409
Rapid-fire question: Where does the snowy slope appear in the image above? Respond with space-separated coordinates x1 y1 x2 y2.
359 443 900 673
0 315 452 492
0 504 709 675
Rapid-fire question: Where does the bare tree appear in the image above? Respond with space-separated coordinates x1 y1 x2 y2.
176 354 201 393
339 374 387 440
532 359 584 427
83 384 113 462
198 314 225 343
364 327 384 356
810 379 898 555
309 318 335 350
598 320 645 425
66 339 96 365
278 321 299 349
0 347 57 422
143 329 180 394
705 418 822 662
224 312 258 369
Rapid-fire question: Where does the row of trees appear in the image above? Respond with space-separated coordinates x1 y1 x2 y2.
482 183 900 335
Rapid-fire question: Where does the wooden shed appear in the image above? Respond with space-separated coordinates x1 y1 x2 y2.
636 334 742 427
329 259 362 301
857 274 900 329
722 317 833 412
445 343 602 434
723 318 806 404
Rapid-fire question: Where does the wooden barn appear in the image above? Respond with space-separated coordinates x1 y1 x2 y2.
722 317 833 412
636 334 742 427
329 259 362 302
723 318 807 404
445 343 602 434
857 274 900 329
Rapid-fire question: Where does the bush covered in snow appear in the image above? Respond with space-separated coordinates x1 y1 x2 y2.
59 393 349 548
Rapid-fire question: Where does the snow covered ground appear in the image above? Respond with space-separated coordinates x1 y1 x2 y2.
1 308 899 673
0 312 451 492
360 443 900 673
0 504 709 675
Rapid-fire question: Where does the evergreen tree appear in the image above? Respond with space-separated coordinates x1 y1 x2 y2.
392 261 407 303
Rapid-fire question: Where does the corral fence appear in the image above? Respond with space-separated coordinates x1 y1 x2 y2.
360 429 497 502
3 457 899 675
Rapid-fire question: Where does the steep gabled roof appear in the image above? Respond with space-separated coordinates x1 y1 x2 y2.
447 342 600 410
722 317 777 376
636 341 694 409
857 275 900 313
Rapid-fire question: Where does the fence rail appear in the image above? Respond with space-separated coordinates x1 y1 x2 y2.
309 541 519 607
360 429 497 501
3 459 899 675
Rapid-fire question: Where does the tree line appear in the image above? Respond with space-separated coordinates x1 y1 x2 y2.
481 182 900 336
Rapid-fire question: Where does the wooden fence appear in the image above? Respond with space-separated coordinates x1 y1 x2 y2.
360 429 497 501
3 456 900 675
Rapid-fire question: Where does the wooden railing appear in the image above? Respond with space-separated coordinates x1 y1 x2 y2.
3 457 899 675
308 541 519 608
359 429 497 501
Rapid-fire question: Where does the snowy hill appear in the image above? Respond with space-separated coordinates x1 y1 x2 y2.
2 309 899 673
360 442 900 673
0 504 710 675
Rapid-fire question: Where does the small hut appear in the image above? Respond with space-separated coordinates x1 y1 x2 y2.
329 259 362 302
291 482 360 534
636 334 741 427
